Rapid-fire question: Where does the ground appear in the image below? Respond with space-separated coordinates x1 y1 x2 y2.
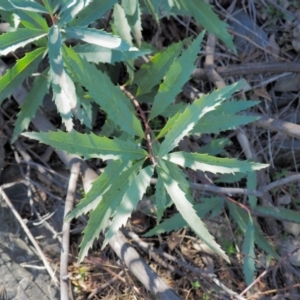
1 1 300 299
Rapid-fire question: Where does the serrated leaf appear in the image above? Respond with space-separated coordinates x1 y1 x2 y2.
176 0 235 51
64 27 132 51
12 71 49 143
243 215 255 287
22 130 148 161
113 3 132 46
216 172 246 184
163 152 268 174
198 138 231 156
0 1 14 10
67 0 117 27
0 28 47 56
144 197 222 236
103 165 154 247
73 43 151 65
158 82 245 156
0 47 46 104
149 32 204 120
48 25 76 130
192 113 259 134
141 0 159 24
78 161 143 262
58 0 93 26
254 206 300 223
122 0 142 46
8 0 48 13
17 10 49 31
40 0 60 14
247 172 257 209
155 171 167 223
62 45 144 138
158 161 229 262
227 200 279 259
66 160 130 221
134 39 187 96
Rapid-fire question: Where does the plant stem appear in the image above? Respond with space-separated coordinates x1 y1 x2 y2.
120 86 157 165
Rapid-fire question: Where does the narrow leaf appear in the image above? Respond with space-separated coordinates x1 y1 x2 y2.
58 0 93 26
134 39 186 96
62 45 144 138
9 0 48 13
243 215 256 286
247 172 257 209
122 0 142 46
67 0 118 27
0 28 47 56
48 25 76 130
155 171 168 223
227 200 279 259
78 161 143 262
145 197 223 236
12 72 49 142
64 27 132 51
103 165 154 246
66 160 130 221
254 206 300 223
113 3 133 46
17 10 49 31
22 130 148 161
159 161 229 262
192 113 259 134
73 43 151 64
176 0 235 50
149 32 204 120
0 47 46 104
158 82 244 156
164 152 268 174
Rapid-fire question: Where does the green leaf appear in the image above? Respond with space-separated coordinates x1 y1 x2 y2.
0 28 47 56
103 165 154 247
62 45 144 138
176 0 235 51
149 32 204 120
58 0 93 26
145 197 223 236
17 10 49 31
48 25 78 130
12 71 49 143
243 215 256 287
192 113 259 134
227 200 279 259
163 152 268 174
154 171 168 223
67 0 118 27
64 27 132 51
73 43 151 64
134 39 187 96
254 206 300 223
113 3 133 46
140 0 159 24
158 82 244 156
0 1 14 10
78 161 143 262
0 47 46 104
122 0 142 46
22 130 148 161
247 172 257 209
198 138 231 156
9 0 48 13
66 160 130 221
158 160 229 262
